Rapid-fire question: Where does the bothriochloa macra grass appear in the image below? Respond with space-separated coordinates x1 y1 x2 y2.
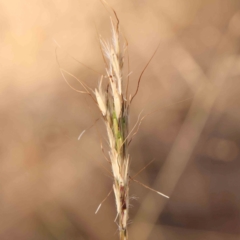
57 2 169 239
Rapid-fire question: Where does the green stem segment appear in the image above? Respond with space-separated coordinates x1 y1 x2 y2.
111 104 129 240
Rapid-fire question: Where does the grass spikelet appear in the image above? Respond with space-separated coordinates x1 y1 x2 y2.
87 12 169 240
96 16 130 240
58 4 169 239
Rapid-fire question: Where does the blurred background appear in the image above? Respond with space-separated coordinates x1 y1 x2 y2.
1 0 240 239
